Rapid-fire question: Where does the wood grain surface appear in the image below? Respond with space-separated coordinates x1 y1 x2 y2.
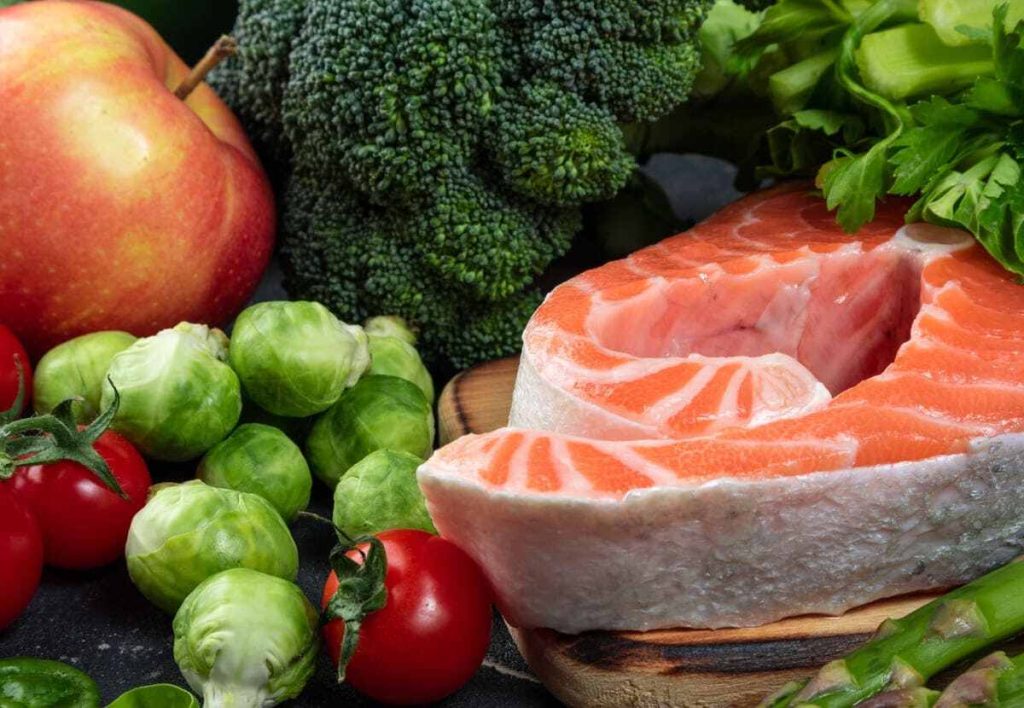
436 357 945 707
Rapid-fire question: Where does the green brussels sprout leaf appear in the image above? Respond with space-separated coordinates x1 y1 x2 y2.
0 658 101 708
108 684 199 708
198 423 312 522
102 323 242 461
126 481 299 613
363 315 417 346
0 381 125 497
332 450 436 537
229 301 370 418
306 376 434 489
322 534 389 682
173 569 319 707
33 331 136 422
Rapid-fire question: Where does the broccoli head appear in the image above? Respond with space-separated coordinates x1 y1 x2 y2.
215 0 713 368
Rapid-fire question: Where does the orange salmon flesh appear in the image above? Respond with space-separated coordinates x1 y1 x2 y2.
418 185 1024 632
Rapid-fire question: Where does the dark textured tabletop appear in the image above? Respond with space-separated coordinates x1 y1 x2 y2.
0 156 740 706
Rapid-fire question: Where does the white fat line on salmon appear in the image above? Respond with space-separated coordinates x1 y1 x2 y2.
643 364 720 424
605 443 679 486
905 339 1024 377
537 345 687 382
550 438 596 495
834 400 990 436
504 431 538 492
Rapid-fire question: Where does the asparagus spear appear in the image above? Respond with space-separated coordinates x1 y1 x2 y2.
934 651 1024 707
760 561 1024 708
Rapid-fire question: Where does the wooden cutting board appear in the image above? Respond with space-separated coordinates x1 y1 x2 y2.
437 356 944 707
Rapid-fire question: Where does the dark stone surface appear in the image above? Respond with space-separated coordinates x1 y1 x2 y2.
0 156 741 706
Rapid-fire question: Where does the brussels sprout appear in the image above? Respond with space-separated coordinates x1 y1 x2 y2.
33 331 137 422
173 569 318 708
367 333 434 403
198 424 312 522
125 481 298 613
102 324 241 461
229 301 370 418
332 449 437 537
363 315 417 345
306 375 435 489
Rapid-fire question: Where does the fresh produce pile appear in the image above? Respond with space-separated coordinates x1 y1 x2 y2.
0 305 493 706
4 0 1024 705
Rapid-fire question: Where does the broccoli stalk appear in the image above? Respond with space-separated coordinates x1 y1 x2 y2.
213 0 714 368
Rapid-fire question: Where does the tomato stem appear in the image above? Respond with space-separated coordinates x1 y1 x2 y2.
322 535 389 682
173 35 237 101
0 384 127 497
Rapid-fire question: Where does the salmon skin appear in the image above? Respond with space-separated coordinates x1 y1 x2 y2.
418 184 1024 633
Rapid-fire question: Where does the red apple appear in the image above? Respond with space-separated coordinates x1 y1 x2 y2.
0 0 274 355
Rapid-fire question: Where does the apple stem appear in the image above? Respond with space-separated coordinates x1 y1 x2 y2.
173 35 238 101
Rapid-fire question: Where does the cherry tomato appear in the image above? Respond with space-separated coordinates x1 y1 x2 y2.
0 324 31 415
0 485 43 631
12 430 151 569
321 529 493 705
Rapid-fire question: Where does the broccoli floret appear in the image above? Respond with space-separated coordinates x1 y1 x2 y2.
281 169 572 366
218 0 712 368
209 0 306 170
488 83 636 206
281 0 501 202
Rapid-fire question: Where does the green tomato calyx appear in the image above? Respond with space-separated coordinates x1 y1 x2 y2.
322 532 389 682
0 379 126 497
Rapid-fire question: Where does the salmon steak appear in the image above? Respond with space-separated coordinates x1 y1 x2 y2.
418 184 1024 633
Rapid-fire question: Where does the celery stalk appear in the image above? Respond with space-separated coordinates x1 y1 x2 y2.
919 0 1024 46
855 23 994 101
769 48 841 116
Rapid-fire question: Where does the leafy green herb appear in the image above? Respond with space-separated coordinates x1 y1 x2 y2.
887 4 1024 271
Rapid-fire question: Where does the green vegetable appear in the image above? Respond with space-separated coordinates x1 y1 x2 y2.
306 375 434 489
762 560 1024 707
173 568 318 708
237 394 314 444
855 23 994 101
366 329 434 403
332 449 437 538
229 301 370 418
212 0 716 368
102 323 241 461
32 331 136 423
197 423 312 522
727 0 1024 276
0 658 100 708
930 651 1024 706
363 316 417 346
108 684 199 708
125 481 298 613
920 0 1024 46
